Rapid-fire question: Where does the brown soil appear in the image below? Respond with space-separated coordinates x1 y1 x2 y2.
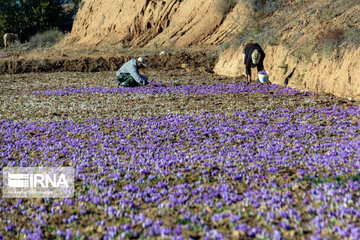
1 70 357 123
0 48 218 74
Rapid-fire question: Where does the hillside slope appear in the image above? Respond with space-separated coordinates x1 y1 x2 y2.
59 0 360 100
214 0 360 100
60 0 250 48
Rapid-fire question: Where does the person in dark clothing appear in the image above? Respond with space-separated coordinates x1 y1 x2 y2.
242 43 265 83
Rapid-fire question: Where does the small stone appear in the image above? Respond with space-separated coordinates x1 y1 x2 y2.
181 63 189 69
291 184 299 191
232 230 242 240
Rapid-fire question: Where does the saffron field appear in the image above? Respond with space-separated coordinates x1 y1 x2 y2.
0 71 359 239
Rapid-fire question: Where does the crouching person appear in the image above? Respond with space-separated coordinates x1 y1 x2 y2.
116 57 148 87
242 43 265 84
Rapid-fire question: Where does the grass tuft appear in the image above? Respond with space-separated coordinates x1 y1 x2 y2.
28 29 64 49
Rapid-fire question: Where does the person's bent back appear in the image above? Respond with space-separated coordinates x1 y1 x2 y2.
116 57 148 87
242 43 265 83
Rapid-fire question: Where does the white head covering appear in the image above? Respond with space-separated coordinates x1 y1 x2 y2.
251 50 260 65
137 57 148 67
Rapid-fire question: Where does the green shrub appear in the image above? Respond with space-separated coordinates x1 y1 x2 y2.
262 0 284 14
321 41 337 57
278 63 288 75
316 28 344 57
214 0 238 15
268 35 280 46
251 24 261 35
294 40 315 63
28 29 64 49
316 28 344 44
219 41 231 53
219 37 245 53
89 66 96 72
242 0 285 15
344 27 360 48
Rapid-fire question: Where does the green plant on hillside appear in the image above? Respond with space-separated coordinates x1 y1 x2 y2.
344 27 360 48
219 41 231 53
251 24 262 35
226 13 260 47
268 34 280 46
28 29 64 49
216 0 286 53
294 40 315 64
321 42 337 57
243 0 285 16
316 28 344 57
279 60 289 75
278 58 288 75
298 71 306 85
214 0 238 16
89 66 96 72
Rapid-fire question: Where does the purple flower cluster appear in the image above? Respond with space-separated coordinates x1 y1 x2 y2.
28 82 311 96
0 83 359 239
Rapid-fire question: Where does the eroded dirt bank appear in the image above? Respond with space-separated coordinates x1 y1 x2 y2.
0 50 217 74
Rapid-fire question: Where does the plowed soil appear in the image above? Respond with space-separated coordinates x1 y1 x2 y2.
0 68 359 240
0 49 217 75
1 69 357 122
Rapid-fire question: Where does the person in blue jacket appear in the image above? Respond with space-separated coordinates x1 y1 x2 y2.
116 57 148 87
